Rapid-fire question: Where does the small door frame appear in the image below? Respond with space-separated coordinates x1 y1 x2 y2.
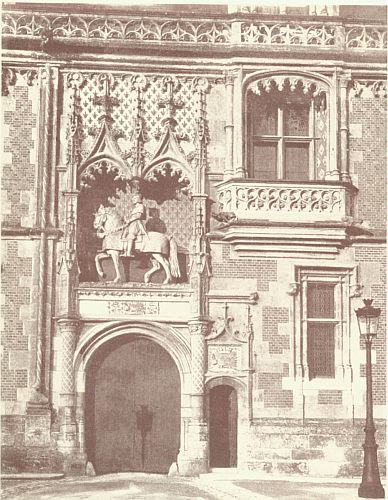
205 376 247 470
208 384 238 468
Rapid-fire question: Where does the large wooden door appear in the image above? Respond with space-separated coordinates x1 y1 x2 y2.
209 385 237 468
85 336 180 474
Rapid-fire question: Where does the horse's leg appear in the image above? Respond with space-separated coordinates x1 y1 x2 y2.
95 253 107 278
144 257 160 284
108 250 122 283
153 253 172 284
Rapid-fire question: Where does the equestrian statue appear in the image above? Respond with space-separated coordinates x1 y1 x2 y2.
93 194 181 284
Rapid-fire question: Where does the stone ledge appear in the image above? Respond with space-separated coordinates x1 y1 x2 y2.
2 473 64 480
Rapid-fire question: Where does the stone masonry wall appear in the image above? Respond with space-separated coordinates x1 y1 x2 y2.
246 419 386 478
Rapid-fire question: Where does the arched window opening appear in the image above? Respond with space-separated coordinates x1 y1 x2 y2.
246 77 328 181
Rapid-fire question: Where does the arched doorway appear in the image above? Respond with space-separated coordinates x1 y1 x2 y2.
85 335 180 474
208 385 237 468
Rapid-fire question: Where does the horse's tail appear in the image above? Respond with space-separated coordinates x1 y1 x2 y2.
168 236 181 278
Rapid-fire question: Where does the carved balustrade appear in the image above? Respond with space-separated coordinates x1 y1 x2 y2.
2 10 386 51
216 179 357 223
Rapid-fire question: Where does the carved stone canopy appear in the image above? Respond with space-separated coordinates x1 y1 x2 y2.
247 75 328 109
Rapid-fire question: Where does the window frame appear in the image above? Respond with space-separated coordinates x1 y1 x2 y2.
248 95 318 181
296 268 351 389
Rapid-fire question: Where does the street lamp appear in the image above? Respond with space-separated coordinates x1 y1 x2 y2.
355 298 385 499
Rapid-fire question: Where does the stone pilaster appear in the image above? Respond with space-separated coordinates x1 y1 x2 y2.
224 71 234 179
339 72 352 183
28 65 53 409
178 320 210 475
57 318 80 455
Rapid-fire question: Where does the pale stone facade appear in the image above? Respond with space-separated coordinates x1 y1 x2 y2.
1 3 387 478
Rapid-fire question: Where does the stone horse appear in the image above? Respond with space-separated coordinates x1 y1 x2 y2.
93 205 181 284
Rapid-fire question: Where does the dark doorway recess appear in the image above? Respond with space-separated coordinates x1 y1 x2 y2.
209 385 237 468
85 336 180 474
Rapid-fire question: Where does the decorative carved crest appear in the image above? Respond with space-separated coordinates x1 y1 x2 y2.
206 303 253 343
206 303 254 373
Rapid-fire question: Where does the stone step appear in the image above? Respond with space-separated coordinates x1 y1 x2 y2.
2 473 65 480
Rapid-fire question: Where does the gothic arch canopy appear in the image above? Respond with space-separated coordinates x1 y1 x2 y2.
73 320 191 391
243 69 332 95
78 155 131 188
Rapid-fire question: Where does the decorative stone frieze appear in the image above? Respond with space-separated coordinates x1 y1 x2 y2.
77 287 192 320
350 80 387 98
345 26 387 49
2 67 38 96
3 10 386 52
2 13 231 43
106 301 159 315
241 22 336 46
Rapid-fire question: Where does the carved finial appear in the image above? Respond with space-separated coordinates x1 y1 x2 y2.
93 73 119 122
130 74 148 92
67 72 86 90
193 76 210 93
158 75 183 130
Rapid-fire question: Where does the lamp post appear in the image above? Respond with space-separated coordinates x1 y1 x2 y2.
355 299 385 499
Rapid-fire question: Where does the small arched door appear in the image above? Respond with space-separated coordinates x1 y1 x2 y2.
85 336 180 474
208 385 237 468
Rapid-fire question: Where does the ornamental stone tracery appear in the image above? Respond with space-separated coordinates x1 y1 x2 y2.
63 71 211 191
247 75 328 106
2 67 38 96
3 11 386 50
350 80 387 99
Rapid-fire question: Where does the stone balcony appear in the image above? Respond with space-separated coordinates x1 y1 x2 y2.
213 179 361 257
216 179 357 224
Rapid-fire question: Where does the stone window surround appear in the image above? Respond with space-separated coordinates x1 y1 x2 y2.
223 69 345 182
294 267 353 390
243 72 335 181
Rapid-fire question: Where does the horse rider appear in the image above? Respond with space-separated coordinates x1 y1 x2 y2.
122 193 147 257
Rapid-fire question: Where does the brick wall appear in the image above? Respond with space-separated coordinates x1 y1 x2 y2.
318 390 343 405
262 306 289 354
2 74 38 227
355 246 386 405
212 245 277 291
349 97 386 232
256 373 293 408
1 240 33 402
